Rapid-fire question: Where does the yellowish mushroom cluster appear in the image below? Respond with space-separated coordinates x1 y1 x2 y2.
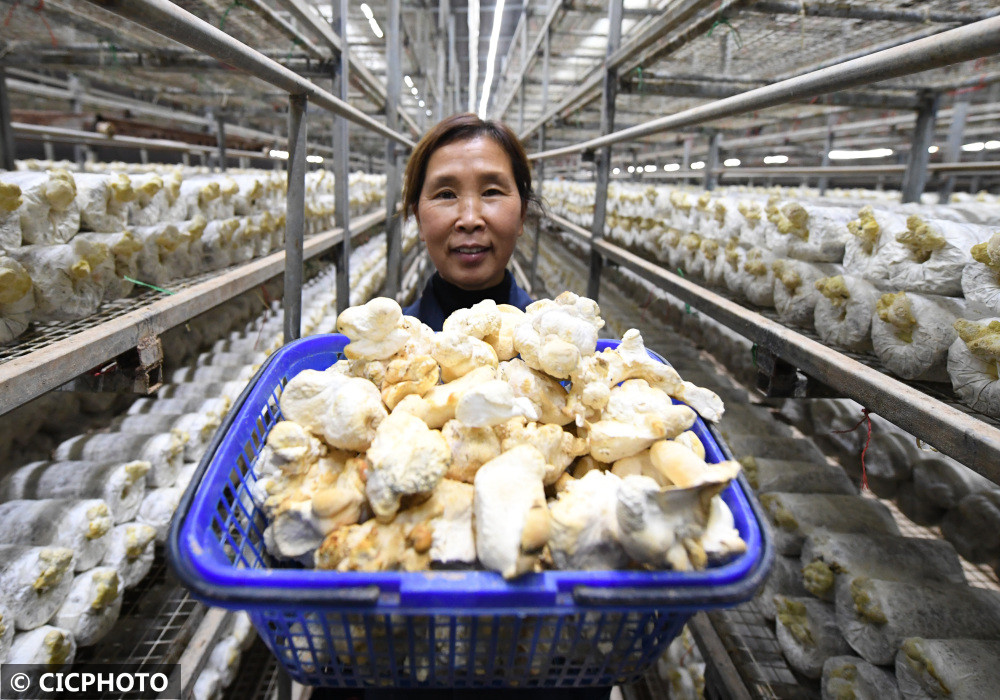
253 293 746 579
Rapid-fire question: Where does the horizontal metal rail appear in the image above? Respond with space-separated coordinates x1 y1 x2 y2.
530 16 1000 160
746 0 1000 25
545 211 1000 482
84 0 415 149
0 209 386 417
12 122 274 158
708 161 1000 177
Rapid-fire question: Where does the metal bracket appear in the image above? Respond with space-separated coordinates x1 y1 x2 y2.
754 345 839 398
59 334 163 395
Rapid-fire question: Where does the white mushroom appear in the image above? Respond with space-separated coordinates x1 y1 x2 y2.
431 331 499 382
588 379 696 462
473 445 550 579
498 358 572 426
499 420 589 485
336 297 410 361
365 411 451 521
392 365 496 429
513 291 605 379
454 379 539 428
279 369 387 451
548 470 630 570
441 420 503 483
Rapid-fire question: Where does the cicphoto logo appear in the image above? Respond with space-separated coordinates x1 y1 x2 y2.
1 664 180 699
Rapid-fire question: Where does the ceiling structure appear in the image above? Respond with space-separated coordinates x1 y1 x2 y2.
0 0 999 184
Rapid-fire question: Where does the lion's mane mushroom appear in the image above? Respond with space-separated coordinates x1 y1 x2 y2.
441 420 503 483
454 379 539 428
498 358 572 426
587 379 697 462
473 444 550 579
279 368 387 452
392 365 497 429
365 411 451 522
336 297 410 361
548 470 630 570
499 420 589 485
513 291 605 379
431 331 499 382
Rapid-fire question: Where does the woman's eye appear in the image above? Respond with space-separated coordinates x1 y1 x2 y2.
483 188 503 196
434 190 456 199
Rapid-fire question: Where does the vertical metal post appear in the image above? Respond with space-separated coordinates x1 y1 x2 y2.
901 90 939 204
971 84 999 192
437 0 447 119
530 17 551 294
0 69 15 171
818 113 835 195
43 140 54 162
182 151 191 167
937 97 969 203
719 32 731 74
140 148 149 165
448 14 459 115
385 0 402 299
69 75 86 168
586 0 624 303
333 0 352 315
215 112 227 172
682 136 692 170
704 131 719 191
518 3 528 132
285 95 307 343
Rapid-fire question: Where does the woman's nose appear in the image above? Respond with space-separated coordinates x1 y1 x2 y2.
456 196 484 230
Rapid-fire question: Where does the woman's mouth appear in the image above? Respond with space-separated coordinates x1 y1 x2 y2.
452 245 491 263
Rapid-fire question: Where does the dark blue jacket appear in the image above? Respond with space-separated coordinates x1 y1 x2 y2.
403 271 534 331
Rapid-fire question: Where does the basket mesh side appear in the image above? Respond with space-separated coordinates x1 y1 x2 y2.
250 609 688 688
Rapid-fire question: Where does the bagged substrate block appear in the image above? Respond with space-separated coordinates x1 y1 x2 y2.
947 318 1000 419
1 169 80 245
871 291 963 382
772 259 842 328
0 545 75 630
74 172 136 233
9 239 113 321
0 255 34 345
759 492 900 556
0 180 23 251
53 432 186 488
886 215 988 296
836 577 1000 665
896 637 1000 700
813 275 880 352
843 205 909 287
51 567 122 646
962 231 1000 314
768 202 855 262
742 248 777 307
0 499 112 571
6 625 76 666
101 523 157 589
775 595 853 679
73 230 145 301
822 655 901 700
0 460 150 524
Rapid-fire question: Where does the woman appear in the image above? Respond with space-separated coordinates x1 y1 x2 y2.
402 113 537 330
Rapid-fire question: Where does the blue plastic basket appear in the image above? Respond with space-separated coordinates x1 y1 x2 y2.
168 334 773 689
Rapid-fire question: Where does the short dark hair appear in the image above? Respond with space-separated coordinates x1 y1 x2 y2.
402 113 538 219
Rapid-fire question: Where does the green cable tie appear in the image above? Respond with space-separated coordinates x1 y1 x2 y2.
707 16 743 49
124 276 176 295
220 0 243 30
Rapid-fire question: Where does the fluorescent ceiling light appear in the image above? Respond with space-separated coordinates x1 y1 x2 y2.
644 164 656 172
418 100 425 107
425 109 432 116
306 155 324 164
612 167 620 175
986 140 1000 150
763 155 788 164
269 149 289 160
411 86 418 95
962 142 986 152
368 18 383 38
404 75 414 88
627 166 635 173
724 158 741 167
663 163 679 172
691 161 705 170
477 0 506 117
928 145 939 153
828 148 893 160
360 3 374 19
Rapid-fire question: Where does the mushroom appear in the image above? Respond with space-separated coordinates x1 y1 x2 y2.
473 445 550 579
587 379 696 462
499 420 589 485
513 291 605 379
336 297 410 361
279 368 387 452
441 419 503 483
498 358 572 426
431 331 499 382
548 470 630 570
454 379 539 428
392 365 496 429
365 411 451 521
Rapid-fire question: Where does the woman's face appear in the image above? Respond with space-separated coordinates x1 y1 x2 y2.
416 135 525 290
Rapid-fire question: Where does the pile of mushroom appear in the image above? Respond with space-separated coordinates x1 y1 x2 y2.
252 292 746 579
